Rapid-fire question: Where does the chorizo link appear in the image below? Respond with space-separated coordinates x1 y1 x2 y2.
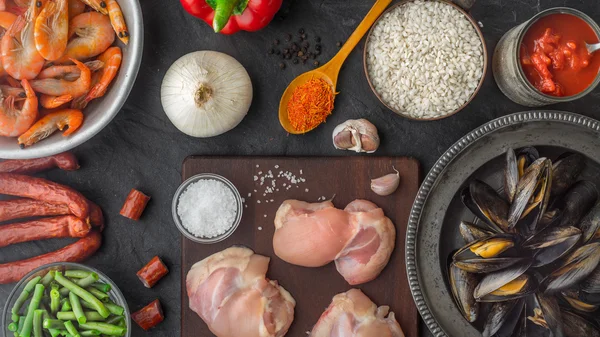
0 215 91 248
0 173 89 219
88 201 104 232
0 152 79 174
0 199 70 222
0 231 102 284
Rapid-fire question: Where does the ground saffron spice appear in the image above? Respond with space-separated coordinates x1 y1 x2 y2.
287 78 335 132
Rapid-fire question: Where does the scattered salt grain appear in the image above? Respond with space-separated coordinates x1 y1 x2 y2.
177 179 237 238
305 188 309 192
258 227 263 231
264 214 267 218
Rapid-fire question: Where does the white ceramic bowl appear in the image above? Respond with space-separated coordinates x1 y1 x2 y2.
0 0 144 159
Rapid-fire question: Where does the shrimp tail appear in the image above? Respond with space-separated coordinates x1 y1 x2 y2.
17 109 83 147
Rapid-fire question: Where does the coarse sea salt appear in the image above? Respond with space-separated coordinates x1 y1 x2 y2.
177 179 237 238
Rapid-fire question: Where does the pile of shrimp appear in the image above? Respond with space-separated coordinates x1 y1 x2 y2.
0 0 128 148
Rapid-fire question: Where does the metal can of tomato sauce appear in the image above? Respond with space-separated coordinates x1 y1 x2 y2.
493 7 600 107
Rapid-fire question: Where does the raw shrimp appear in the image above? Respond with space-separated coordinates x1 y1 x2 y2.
107 0 127 45
79 0 107 15
57 12 114 63
83 46 120 103
37 60 103 80
1 7 46 79
68 0 85 19
30 58 90 97
18 109 83 147
0 79 38 137
35 0 69 61
40 93 72 108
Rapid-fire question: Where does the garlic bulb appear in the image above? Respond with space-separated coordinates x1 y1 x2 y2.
161 51 253 138
371 168 400 196
332 119 380 153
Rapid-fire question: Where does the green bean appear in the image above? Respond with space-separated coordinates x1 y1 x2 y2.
33 310 44 337
48 329 61 337
61 299 72 312
11 276 42 322
77 323 124 337
17 316 25 333
85 288 108 301
64 270 92 279
56 311 105 322
50 288 61 314
60 274 99 296
8 322 18 332
41 271 55 287
104 316 122 325
90 283 111 293
21 284 45 337
103 302 124 316
54 272 110 318
80 331 101 336
43 319 65 330
69 292 87 324
59 331 72 337
64 321 80 337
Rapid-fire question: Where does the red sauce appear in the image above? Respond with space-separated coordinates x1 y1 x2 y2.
520 13 600 97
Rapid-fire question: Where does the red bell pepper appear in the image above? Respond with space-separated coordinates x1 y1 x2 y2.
180 0 283 34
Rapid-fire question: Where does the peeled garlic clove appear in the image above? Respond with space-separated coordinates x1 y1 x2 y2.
371 169 400 196
332 119 380 153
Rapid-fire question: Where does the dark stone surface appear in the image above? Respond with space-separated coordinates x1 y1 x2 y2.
2 0 600 336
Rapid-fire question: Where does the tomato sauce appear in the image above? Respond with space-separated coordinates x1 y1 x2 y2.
520 13 600 97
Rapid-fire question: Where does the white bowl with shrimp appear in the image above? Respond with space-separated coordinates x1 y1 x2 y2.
0 0 143 159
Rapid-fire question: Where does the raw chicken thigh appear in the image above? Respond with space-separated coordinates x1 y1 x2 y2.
310 289 405 337
273 199 395 285
186 247 295 337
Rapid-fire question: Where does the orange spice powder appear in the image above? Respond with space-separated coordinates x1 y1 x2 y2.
287 78 335 133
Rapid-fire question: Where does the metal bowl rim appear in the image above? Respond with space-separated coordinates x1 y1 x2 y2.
405 110 600 336
171 173 244 244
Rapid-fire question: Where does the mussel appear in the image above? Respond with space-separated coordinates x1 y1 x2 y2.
562 290 599 312
505 148 519 203
537 209 561 231
459 221 493 244
462 180 510 233
580 201 600 244
453 234 523 273
516 147 540 177
557 180 598 228
582 266 600 294
449 263 479 322
551 152 586 197
542 243 600 293
474 260 533 301
527 293 565 337
508 158 552 233
482 299 524 337
523 226 582 267
562 310 600 337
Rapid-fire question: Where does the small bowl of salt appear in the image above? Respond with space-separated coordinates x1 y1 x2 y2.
172 173 243 244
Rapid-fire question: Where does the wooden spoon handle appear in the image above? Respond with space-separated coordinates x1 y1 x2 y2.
324 0 393 76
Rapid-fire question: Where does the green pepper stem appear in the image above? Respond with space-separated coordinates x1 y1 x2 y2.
212 0 243 33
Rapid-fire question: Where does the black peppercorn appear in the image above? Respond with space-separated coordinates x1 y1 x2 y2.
292 43 299 52
301 47 307 54
292 58 299 64
313 61 320 67
302 59 307 64
279 62 286 69
275 49 281 55
298 28 305 34
283 48 289 54
268 48 274 55
302 41 309 48
315 44 322 50
274 39 280 45
285 33 292 41
286 54 292 59
336 41 342 48
315 37 321 43
315 49 321 55
301 34 307 40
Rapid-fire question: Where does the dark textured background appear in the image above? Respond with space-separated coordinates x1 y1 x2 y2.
2 0 600 336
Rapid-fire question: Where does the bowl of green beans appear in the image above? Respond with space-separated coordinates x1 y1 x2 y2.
2 263 130 337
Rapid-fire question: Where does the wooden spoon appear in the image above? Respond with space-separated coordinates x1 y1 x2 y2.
278 0 393 134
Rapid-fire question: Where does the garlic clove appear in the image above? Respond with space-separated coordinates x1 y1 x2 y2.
371 169 400 196
332 119 380 153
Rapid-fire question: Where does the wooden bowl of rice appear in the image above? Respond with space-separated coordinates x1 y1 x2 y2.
363 0 487 121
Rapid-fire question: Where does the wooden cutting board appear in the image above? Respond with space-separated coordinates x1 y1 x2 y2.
181 157 420 337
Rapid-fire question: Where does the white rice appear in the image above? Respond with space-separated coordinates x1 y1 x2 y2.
366 0 484 119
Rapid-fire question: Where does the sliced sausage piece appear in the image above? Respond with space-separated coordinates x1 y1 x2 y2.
0 215 91 248
0 152 79 174
88 201 104 232
132 299 164 330
0 173 89 219
120 189 150 220
0 199 70 222
137 256 169 288
0 231 102 284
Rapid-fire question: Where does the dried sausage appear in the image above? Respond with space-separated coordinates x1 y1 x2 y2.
0 173 89 219
0 199 70 222
119 189 150 220
132 299 164 330
0 215 91 248
88 201 104 232
0 231 102 284
137 256 169 288
0 152 79 174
